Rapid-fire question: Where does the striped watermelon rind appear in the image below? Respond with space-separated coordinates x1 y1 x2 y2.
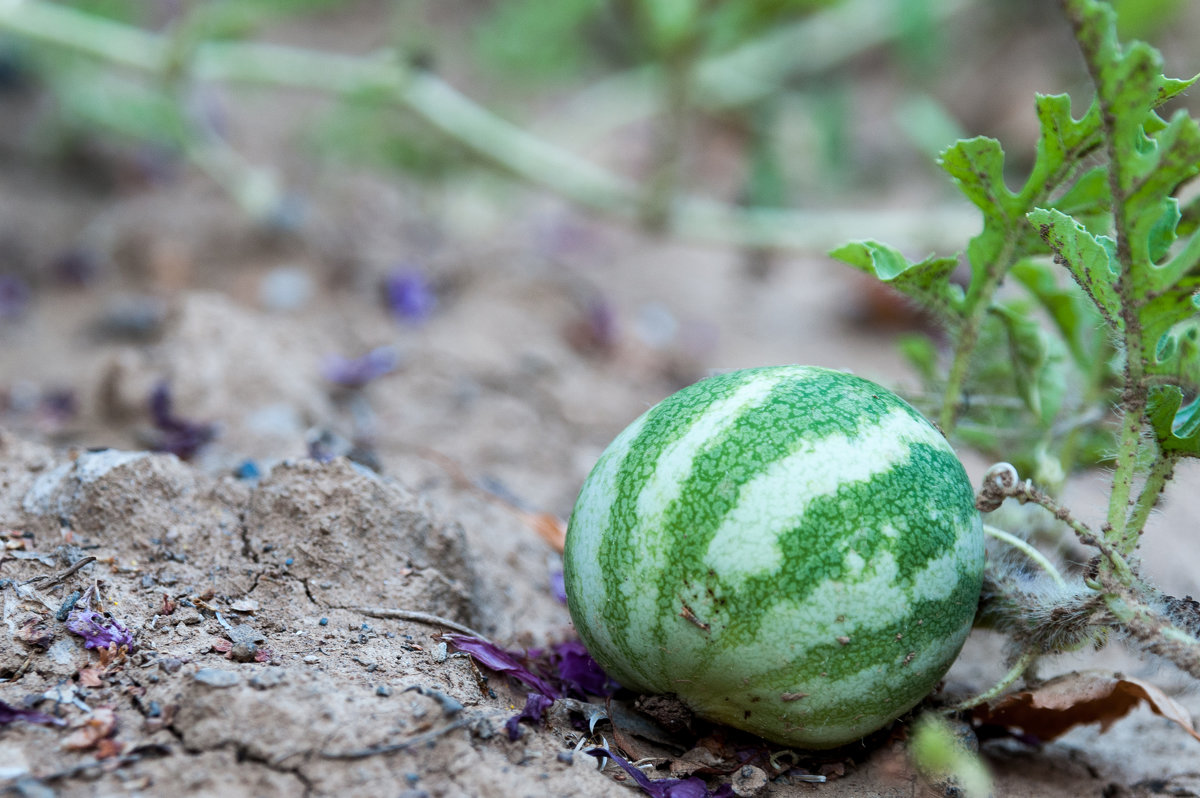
563 365 984 749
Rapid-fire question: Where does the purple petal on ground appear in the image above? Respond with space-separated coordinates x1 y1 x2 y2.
552 640 616 697
0 700 65 727
549 569 567 604
505 692 554 741
65 608 135 650
443 634 558 697
586 748 713 798
0 274 31 319
148 382 216 460
321 346 399 388
383 267 436 322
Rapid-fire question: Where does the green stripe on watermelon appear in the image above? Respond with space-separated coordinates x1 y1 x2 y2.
564 365 984 749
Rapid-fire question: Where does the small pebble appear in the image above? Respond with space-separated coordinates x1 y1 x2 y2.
318 617 328 626
230 642 258 663
731 764 768 797
193 668 240 688
376 685 392 697
258 266 313 311
249 670 287 690
157 657 184 674
556 751 574 765
228 625 265 646
302 655 319 664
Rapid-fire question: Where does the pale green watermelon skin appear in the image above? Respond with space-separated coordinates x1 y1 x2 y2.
563 365 984 749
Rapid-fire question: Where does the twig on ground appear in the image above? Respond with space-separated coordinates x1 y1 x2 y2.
320 716 473 760
340 607 493 644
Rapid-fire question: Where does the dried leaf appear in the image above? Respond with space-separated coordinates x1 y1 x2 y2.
77 667 106 688
523 511 566 554
61 707 119 751
971 670 1200 744
17 616 54 649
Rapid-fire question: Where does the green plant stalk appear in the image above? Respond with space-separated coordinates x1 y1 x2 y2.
939 246 1010 433
983 524 1066 589
1124 452 1178 547
1062 0 1151 559
0 0 979 252
949 650 1037 711
642 33 701 231
542 0 975 146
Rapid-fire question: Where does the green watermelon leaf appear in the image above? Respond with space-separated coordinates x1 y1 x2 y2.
1028 208 1122 329
939 137 1020 226
829 240 963 317
1148 385 1200 456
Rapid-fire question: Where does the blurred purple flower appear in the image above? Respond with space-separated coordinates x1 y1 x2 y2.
0 274 30 319
587 748 729 798
321 346 399 389
549 569 567 604
149 382 215 460
65 608 134 651
49 248 100 287
0 700 65 727
41 388 78 423
505 692 553 741
383 267 436 323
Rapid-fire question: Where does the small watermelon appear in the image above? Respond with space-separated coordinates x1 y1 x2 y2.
563 365 984 749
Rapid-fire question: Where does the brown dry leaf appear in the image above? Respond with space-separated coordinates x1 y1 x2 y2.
77 667 105 688
17 616 54 649
522 511 566 554
972 670 1200 743
61 707 119 751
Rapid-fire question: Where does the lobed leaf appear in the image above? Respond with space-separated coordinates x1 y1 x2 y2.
1028 208 1121 329
1148 385 1200 457
828 240 962 317
939 136 1019 226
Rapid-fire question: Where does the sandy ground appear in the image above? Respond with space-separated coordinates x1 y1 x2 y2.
2 4 1200 797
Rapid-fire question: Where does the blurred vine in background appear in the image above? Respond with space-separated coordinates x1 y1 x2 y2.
0 0 992 248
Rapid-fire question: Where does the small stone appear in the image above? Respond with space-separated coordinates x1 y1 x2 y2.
318 618 328 626
556 751 574 765
157 657 184 674
302 655 319 664
731 764 768 797
258 266 314 311
229 598 260 613
228 624 265 646
249 669 287 690
193 668 240 688
376 685 393 697
230 642 258 662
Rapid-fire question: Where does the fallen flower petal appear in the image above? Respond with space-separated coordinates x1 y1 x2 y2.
0 700 65 727
321 346 399 388
149 382 216 460
444 633 558 697
505 692 554 741
383 267 436 323
65 608 135 651
552 640 617 697
586 748 716 798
